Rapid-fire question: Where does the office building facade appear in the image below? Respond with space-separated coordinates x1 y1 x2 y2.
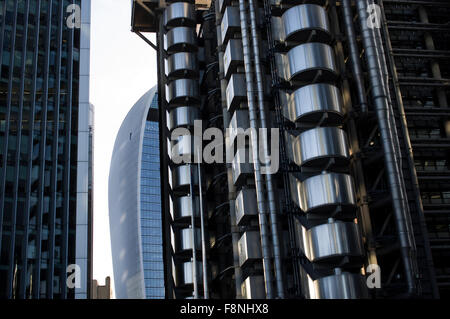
109 87 166 299
130 0 449 299
0 0 93 298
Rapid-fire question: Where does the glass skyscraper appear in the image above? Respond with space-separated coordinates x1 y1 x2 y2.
0 0 92 299
109 87 165 299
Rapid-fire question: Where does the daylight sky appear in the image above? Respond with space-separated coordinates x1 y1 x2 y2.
90 0 158 297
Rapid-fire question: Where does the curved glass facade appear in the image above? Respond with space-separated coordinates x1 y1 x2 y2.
109 87 165 299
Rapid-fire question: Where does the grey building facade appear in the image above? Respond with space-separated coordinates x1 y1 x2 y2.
109 87 165 299
0 0 93 299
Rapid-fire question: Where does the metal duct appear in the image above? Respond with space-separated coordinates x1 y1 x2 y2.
164 2 196 28
277 4 331 43
280 83 344 125
242 276 266 299
313 269 368 299
165 52 198 78
286 127 350 168
248 0 285 298
300 219 364 264
239 0 275 298
224 39 244 80
170 164 199 191
164 26 197 53
356 0 417 294
290 173 357 218
341 0 368 115
235 188 258 226
166 78 199 105
172 227 202 252
275 42 338 82
231 148 254 187
221 6 241 45
226 73 247 113
238 231 263 267
167 106 201 131
175 261 203 286
170 195 200 221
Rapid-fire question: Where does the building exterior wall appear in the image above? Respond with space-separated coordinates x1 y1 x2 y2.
109 87 165 299
0 0 92 299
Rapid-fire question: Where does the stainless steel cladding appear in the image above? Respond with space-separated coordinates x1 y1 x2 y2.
224 39 244 80
170 134 202 161
229 109 250 147
226 73 247 113
221 6 241 44
166 78 199 105
287 127 350 168
238 231 262 267
235 188 258 226
166 52 198 78
279 4 331 43
291 173 357 216
241 276 266 299
177 227 202 252
313 271 368 299
276 43 337 82
170 195 200 220
164 26 197 53
301 220 364 263
280 83 344 125
167 106 201 131
170 164 199 191
164 2 196 28
232 148 254 187
176 261 203 286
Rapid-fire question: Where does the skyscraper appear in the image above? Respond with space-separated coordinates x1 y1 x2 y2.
109 87 166 299
131 0 449 299
0 0 93 299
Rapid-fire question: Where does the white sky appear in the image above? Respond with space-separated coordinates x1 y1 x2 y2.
90 0 157 297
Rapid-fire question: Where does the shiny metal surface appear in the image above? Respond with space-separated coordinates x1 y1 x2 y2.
176 261 203 286
292 173 357 216
224 39 243 79
178 227 202 252
281 4 331 43
314 271 368 299
170 164 199 190
170 195 200 220
276 43 337 82
288 127 350 168
302 220 364 262
241 276 266 299
229 109 250 148
166 52 198 78
167 106 201 131
232 148 254 186
226 73 247 113
166 78 199 105
164 2 196 28
170 134 202 161
235 188 258 226
280 83 344 125
221 6 240 45
238 231 262 267
164 26 197 53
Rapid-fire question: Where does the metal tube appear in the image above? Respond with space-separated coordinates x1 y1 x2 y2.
189 164 199 298
341 0 368 115
248 0 285 299
197 149 209 298
356 0 416 295
215 0 243 299
239 0 274 299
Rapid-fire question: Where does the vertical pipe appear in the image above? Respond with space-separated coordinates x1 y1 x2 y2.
342 0 368 115
197 149 209 298
214 0 243 298
238 0 274 299
356 0 416 295
247 0 285 299
189 164 199 299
